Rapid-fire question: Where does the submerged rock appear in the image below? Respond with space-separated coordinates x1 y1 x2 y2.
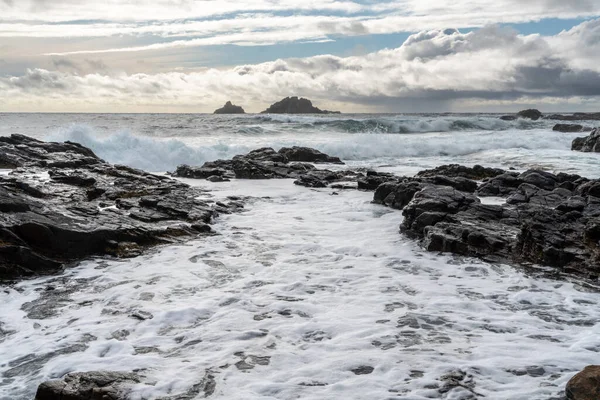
374 165 600 279
566 366 600 400
213 101 245 114
261 96 339 114
572 128 600 152
35 371 140 400
0 134 241 282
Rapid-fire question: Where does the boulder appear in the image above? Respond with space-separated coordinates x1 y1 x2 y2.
517 109 543 120
213 101 245 114
278 146 344 164
261 96 339 114
566 366 600 400
35 371 140 400
553 124 590 133
572 128 600 152
416 164 505 180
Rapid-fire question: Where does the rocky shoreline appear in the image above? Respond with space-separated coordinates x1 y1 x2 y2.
0 135 598 399
0 134 243 282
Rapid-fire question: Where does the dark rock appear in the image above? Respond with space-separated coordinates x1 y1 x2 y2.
278 146 344 164
517 109 543 120
566 366 600 400
572 128 600 152
547 113 600 121
214 101 245 114
0 134 240 282
553 124 590 133
35 371 140 400
416 164 505 180
500 115 517 121
375 165 600 279
351 366 374 375
261 96 339 114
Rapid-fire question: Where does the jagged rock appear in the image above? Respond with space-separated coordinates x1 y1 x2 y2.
566 366 600 400
375 166 600 279
213 101 245 114
0 134 240 282
261 96 339 114
278 146 344 164
517 109 543 120
35 371 140 400
572 128 600 152
174 147 354 185
553 124 590 133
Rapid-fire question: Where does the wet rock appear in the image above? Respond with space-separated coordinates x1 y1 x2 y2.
416 164 505 180
213 101 245 114
553 124 590 133
35 371 140 400
517 109 543 120
351 366 374 375
261 96 339 114
500 115 517 121
0 134 237 282
566 366 600 400
376 165 600 279
174 146 370 189
572 128 600 153
278 146 344 164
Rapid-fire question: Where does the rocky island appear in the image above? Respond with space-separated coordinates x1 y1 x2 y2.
261 96 340 114
213 101 245 114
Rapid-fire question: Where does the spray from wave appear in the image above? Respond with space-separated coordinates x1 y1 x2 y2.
45 123 577 172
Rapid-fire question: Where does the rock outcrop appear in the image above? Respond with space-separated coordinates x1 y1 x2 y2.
261 97 339 114
374 165 600 280
35 371 139 400
0 134 242 282
213 101 245 114
517 109 543 120
547 113 600 121
572 128 600 152
566 366 600 400
174 146 401 191
553 124 591 133
499 109 543 121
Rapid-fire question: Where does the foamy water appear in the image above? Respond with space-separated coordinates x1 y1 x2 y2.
1 180 599 399
1 113 599 399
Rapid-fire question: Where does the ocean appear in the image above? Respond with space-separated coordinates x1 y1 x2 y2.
0 113 599 399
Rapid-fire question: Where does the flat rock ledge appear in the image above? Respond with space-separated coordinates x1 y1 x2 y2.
374 164 600 280
0 134 243 282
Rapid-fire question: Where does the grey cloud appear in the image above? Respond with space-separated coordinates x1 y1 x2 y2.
317 21 369 35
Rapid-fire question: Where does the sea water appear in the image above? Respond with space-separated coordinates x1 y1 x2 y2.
0 113 599 399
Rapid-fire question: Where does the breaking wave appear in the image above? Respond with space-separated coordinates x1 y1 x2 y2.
46 123 577 172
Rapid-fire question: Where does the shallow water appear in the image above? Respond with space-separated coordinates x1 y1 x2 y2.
1 180 599 399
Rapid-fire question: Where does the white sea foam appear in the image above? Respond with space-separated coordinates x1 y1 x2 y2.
44 123 599 177
0 180 598 399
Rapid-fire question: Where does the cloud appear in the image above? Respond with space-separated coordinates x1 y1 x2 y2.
3 21 600 112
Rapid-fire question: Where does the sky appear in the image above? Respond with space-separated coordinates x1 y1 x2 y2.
1 0 600 113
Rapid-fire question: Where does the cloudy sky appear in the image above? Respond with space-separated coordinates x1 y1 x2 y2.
1 0 600 113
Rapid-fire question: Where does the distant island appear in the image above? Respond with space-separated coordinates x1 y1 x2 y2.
261 96 340 114
214 101 245 114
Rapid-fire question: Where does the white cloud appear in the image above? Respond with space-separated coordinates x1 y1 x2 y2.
3 22 600 112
